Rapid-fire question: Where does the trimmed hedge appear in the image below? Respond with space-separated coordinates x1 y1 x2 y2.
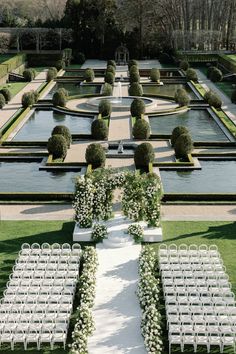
51 125 72 148
0 94 6 109
47 134 67 159
105 71 115 85
52 89 67 107
129 65 139 75
186 68 198 82
179 60 189 71
129 83 143 96
204 90 222 108
130 71 140 83
102 83 113 96
106 65 116 75
174 88 190 107
27 53 62 67
91 119 108 140
128 60 138 69
171 126 189 147
107 60 116 68
23 68 35 82
99 99 112 117
150 68 160 82
2 53 26 72
130 98 145 118
174 133 193 159
0 88 11 103
133 119 150 139
0 64 8 79
21 91 38 108
209 67 223 82
47 67 57 82
134 142 155 167
84 68 95 82
85 143 106 168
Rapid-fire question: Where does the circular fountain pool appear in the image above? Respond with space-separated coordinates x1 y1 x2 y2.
86 96 155 112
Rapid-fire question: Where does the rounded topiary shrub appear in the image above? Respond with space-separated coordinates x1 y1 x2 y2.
57 87 68 98
171 126 189 147
47 134 67 159
85 143 106 168
91 119 108 140
0 93 6 108
179 60 189 71
130 71 140 83
23 69 34 82
231 89 236 104
32 90 39 103
75 52 86 65
208 93 222 108
134 142 155 167
106 65 116 75
129 65 139 75
159 53 172 64
55 60 65 71
84 68 95 82
174 88 190 107
133 119 150 139
0 88 11 103
129 83 143 96
210 67 223 82
52 125 72 148
186 68 198 82
47 68 57 82
102 83 113 96
128 60 138 70
150 68 160 82
52 90 67 107
174 133 193 159
105 71 115 85
107 60 116 68
21 91 35 108
207 66 215 79
130 98 145 118
99 99 112 117
204 90 214 102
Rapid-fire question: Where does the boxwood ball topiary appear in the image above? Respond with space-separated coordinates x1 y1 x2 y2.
134 142 155 167
47 134 68 159
105 71 115 85
210 67 223 82
231 90 236 104
84 68 95 82
102 83 113 96
52 90 67 107
133 119 150 139
150 68 160 82
47 68 57 82
174 133 193 159
208 93 222 108
57 87 69 97
129 83 143 96
106 65 116 75
186 68 198 82
171 126 189 147
107 60 116 68
129 65 139 75
130 71 140 83
99 99 112 117
179 60 189 71
52 125 72 148
130 98 145 118
85 143 106 168
55 59 65 71
23 69 34 82
174 88 190 107
0 88 11 102
21 91 35 108
204 90 214 102
0 93 6 108
128 60 138 70
91 119 108 140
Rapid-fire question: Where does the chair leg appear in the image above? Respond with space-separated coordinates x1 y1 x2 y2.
169 343 171 354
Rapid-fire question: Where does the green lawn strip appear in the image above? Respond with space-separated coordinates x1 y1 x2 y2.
0 55 14 64
0 82 28 98
151 220 236 354
212 107 236 138
0 220 94 353
66 64 82 69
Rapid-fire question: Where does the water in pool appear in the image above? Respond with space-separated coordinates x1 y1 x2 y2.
149 109 228 142
142 83 197 99
46 83 101 98
0 161 78 193
13 110 93 141
161 160 236 194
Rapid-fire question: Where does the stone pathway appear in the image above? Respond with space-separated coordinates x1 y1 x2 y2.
0 70 47 130
88 243 146 354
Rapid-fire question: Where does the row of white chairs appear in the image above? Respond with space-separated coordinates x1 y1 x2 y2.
21 242 81 253
159 244 236 353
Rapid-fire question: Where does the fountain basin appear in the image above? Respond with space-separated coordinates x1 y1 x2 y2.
86 96 155 112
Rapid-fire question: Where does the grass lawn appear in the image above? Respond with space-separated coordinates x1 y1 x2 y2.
0 82 28 98
152 221 236 354
0 55 14 64
66 64 82 69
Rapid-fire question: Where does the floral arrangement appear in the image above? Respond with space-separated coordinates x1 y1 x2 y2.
143 173 162 227
91 223 108 242
73 176 94 228
70 247 98 354
138 247 163 353
127 224 144 243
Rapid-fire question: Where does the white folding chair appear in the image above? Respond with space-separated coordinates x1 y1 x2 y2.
25 328 40 350
31 243 41 255
51 327 66 350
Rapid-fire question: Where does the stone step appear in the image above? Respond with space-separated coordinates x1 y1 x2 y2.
103 238 134 248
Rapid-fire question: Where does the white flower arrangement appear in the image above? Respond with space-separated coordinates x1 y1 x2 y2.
127 224 144 243
91 223 108 242
138 247 163 354
70 247 98 354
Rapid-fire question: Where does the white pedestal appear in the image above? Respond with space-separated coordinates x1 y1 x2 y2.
73 223 92 242
143 226 162 242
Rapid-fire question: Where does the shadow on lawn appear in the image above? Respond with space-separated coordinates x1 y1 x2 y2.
163 221 236 243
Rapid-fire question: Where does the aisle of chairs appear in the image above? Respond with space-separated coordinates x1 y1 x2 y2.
159 244 236 354
0 242 81 350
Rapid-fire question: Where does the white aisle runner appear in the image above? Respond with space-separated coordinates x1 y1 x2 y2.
87 243 146 354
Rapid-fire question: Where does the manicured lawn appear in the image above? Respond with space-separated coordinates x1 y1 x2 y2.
0 55 14 64
153 221 236 354
0 82 28 97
